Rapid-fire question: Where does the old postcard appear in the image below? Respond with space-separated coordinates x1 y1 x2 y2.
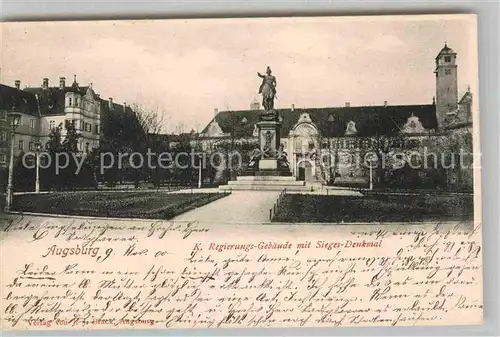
0 14 481 331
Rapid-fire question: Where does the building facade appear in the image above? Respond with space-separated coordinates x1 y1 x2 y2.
0 75 132 169
198 44 474 189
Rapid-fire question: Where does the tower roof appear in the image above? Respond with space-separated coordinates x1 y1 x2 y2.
436 43 456 58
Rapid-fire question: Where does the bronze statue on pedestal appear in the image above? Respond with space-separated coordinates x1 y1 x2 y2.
257 66 277 114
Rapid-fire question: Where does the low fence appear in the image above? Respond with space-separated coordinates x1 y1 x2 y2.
269 189 287 221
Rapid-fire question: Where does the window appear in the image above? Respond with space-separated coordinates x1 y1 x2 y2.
29 141 34 151
361 139 367 149
18 140 24 150
295 139 302 151
68 97 72 106
85 142 90 153
0 131 6 142
75 98 79 107
49 121 55 130
445 69 452 75
444 56 451 62
0 111 6 120
0 153 6 163
30 119 35 129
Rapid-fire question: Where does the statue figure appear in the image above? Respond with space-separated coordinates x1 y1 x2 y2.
258 66 277 111
277 143 289 169
262 130 274 157
247 148 262 169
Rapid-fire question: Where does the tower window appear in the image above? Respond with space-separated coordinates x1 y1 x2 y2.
445 69 452 75
444 56 451 62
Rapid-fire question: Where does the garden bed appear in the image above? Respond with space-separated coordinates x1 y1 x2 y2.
272 193 474 223
12 191 230 219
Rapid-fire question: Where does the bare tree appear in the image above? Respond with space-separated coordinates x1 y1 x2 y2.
131 102 166 135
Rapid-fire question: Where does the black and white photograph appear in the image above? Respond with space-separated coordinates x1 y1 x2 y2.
0 14 484 332
0 15 478 224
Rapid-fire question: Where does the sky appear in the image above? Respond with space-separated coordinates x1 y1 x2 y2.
0 15 478 133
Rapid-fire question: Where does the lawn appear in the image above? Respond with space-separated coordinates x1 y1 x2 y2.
12 191 230 219
273 193 474 223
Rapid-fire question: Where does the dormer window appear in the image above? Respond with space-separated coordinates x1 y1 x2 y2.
444 56 451 62
68 97 72 106
75 97 79 107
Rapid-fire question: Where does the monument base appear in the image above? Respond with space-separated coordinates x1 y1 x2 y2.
218 174 307 191
259 159 277 170
220 107 299 190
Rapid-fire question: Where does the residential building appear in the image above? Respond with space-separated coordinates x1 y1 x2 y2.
0 75 134 169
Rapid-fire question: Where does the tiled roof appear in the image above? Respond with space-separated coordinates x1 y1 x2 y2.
203 104 437 138
23 87 65 115
436 43 456 58
0 84 39 116
23 84 96 116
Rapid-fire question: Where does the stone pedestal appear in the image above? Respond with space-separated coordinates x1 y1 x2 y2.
238 109 292 179
259 159 278 170
218 109 296 190
257 110 281 170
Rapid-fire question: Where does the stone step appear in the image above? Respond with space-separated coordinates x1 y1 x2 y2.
228 180 305 186
218 184 310 191
236 176 298 182
240 170 293 177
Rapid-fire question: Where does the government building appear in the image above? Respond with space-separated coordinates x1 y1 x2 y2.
197 44 474 189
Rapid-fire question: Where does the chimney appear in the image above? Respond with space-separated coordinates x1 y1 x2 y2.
59 77 66 90
214 108 219 117
42 78 49 89
108 97 113 109
291 104 295 111
14 80 20 90
123 102 127 112
345 102 350 108
383 100 387 107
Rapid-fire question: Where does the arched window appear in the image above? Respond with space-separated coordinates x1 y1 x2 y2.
295 138 303 151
